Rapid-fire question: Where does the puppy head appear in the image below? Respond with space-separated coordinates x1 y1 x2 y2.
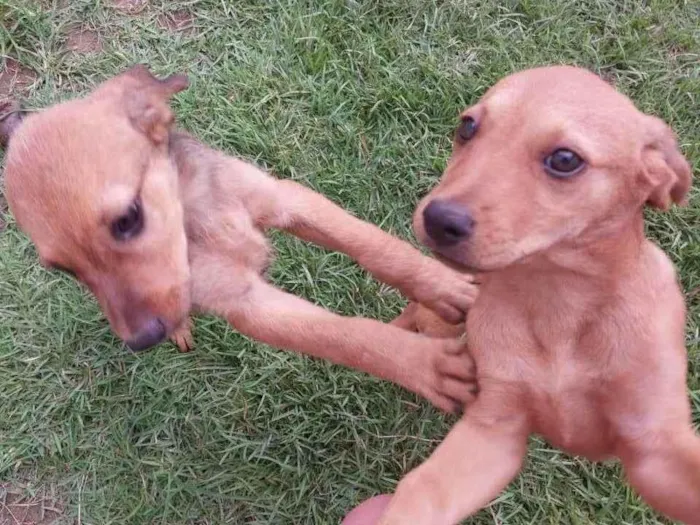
5 65 192 351
414 66 691 271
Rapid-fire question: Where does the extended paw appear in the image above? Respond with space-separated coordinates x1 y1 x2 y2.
170 318 194 352
427 338 477 414
412 259 478 324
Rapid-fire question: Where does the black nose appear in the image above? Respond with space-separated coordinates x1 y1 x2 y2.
126 318 167 352
423 200 474 246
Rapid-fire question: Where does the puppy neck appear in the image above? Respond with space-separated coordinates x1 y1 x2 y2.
497 212 646 290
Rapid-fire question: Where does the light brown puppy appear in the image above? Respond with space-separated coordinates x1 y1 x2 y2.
379 66 698 524
3 65 479 413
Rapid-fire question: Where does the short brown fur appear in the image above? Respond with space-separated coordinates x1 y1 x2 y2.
3 65 480 413
380 66 698 524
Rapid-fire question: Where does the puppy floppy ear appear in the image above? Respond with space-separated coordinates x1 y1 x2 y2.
121 64 189 144
640 116 692 210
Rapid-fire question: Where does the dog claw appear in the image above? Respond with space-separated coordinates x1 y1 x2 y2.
170 319 195 352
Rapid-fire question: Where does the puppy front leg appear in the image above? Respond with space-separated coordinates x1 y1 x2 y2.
379 409 528 525
260 180 477 324
192 264 476 413
170 317 194 352
622 426 700 524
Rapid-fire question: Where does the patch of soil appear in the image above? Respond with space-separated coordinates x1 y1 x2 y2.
65 27 102 54
0 58 38 100
110 0 148 14
598 68 618 86
666 42 691 61
0 484 64 525
447 50 479 74
157 9 195 34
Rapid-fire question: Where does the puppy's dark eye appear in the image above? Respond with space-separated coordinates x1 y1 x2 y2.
544 149 585 178
111 197 144 241
456 116 478 142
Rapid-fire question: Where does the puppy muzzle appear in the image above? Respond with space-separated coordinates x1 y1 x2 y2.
126 318 167 352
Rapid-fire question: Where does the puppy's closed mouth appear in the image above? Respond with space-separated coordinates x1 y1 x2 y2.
430 250 486 281
125 318 169 352
433 251 474 271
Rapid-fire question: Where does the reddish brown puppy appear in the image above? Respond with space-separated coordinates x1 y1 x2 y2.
3 65 479 413
380 66 698 524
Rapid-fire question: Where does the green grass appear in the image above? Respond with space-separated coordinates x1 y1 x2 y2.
0 0 699 523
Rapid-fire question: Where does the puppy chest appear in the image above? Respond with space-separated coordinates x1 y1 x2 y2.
527 376 616 459
467 313 617 459
186 205 273 275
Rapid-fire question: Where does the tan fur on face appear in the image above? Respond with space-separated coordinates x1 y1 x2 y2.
3 65 480 414
6 76 190 340
413 67 690 271
382 66 698 525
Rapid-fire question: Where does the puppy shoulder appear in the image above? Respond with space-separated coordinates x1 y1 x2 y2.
633 240 686 344
640 240 680 292
610 240 684 338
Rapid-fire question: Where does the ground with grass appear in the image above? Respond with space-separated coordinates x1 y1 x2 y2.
0 0 698 523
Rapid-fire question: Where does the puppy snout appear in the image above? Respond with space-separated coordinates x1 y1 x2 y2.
423 200 474 246
126 317 167 352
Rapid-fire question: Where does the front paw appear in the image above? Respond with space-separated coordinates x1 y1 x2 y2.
421 337 477 414
170 318 195 352
412 259 478 324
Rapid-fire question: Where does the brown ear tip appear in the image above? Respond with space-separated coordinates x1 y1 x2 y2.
165 73 189 93
123 64 189 93
0 100 26 149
